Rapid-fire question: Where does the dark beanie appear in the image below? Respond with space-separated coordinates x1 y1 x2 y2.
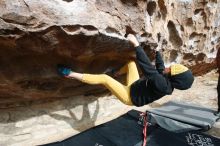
170 70 194 90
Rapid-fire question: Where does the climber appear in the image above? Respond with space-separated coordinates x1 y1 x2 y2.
57 34 194 107
215 48 220 116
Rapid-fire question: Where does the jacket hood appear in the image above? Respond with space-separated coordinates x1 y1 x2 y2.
170 70 194 90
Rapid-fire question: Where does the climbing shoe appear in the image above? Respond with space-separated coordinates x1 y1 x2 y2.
57 64 72 77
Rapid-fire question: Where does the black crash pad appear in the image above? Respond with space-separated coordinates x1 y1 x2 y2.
44 110 220 146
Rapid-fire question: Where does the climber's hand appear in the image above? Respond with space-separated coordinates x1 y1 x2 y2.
155 36 165 52
57 64 72 77
155 44 161 52
127 34 139 47
155 40 163 52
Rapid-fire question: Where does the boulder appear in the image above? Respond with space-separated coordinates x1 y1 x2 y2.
1 0 219 108
0 0 220 145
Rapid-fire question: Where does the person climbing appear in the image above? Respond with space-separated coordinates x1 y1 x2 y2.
57 34 194 107
215 48 220 116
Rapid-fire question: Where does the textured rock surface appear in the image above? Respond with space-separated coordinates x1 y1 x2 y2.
0 0 220 145
0 0 151 108
0 0 219 108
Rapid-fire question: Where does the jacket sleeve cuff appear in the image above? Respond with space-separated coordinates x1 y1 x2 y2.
135 45 142 50
155 51 162 57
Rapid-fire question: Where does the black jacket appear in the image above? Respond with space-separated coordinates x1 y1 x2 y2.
130 46 174 107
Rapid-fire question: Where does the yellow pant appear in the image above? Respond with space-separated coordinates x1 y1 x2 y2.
82 61 140 105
